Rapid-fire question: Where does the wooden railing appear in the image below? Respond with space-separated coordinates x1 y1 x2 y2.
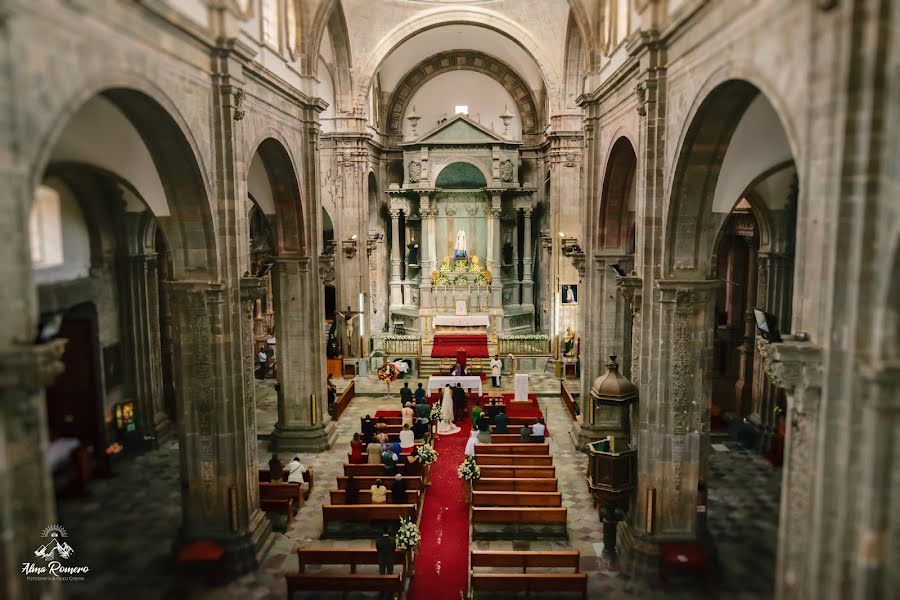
561 381 578 420
498 336 551 355
333 380 355 420
371 335 421 357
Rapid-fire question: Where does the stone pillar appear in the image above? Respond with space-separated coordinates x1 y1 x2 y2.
389 208 403 308
521 207 534 307
512 213 520 303
734 242 758 416
270 256 337 451
756 337 823 600
124 251 169 439
0 339 67 600
490 192 503 310
853 363 899 600
166 280 272 576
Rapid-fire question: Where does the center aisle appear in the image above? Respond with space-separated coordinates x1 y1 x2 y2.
408 421 471 600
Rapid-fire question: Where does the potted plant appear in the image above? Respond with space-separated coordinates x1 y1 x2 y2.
395 517 421 575
417 444 438 485
457 455 481 502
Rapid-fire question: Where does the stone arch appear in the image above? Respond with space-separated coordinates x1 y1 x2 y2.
563 11 586 109
565 0 594 71
32 82 216 280
384 50 541 136
431 160 490 189
308 0 353 113
248 137 307 256
357 7 561 112
664 79 799 277
598 137 637 252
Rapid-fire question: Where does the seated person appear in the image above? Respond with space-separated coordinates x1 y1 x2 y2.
268 453 284 482
413 417 429 441
345 474 359 505
390 441 402 456
493 407 509 434
401 402 415 428
476 420 492 444
349 433 365 464
415 401 431 420
375 417 388 432
367 440 383 464
390 473 407 504
471 400 483 429
519 424 533 443
361 415 375 443
398 424 415 450
286 456 309 492
370 478 388 504
531 418 546 443
382 444 399 475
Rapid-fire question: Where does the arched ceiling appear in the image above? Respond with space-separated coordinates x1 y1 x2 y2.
376 24 545 95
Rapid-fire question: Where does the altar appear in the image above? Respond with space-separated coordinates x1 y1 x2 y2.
427 375 483 395
383 114 537 339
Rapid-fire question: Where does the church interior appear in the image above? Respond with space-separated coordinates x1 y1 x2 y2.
1 1 897 599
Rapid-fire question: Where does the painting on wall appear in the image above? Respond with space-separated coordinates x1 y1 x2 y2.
562 284 578 304
103 343 122 392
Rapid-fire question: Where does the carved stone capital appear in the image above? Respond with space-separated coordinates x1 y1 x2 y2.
318 253 335 284
239 275 267 304
0 339 68 393
634 82 647 116
756 336 823 394
616 275 643 311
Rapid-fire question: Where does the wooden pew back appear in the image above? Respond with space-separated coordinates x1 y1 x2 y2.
470 550 580 571
475 454 554 466
472 491 562 507
474 478 558 492
322 503 416 527
474 443 550 455
296 548 405 573
259 482 303 509
286 573 403 598
336 476 423 491
477 465 556 479
471 507 567 524
329 489 420 505
470 573 587 596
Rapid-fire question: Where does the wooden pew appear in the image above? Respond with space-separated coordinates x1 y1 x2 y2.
475 454 554 466
260 498 293 526
259 482 303 512
258 468 315 499
469 573 586 598
471 507 567 525
321 503 416 531
473 491 563 507
471 549 580 571
474 478 558 492
329 489 420 505
336 476 423 492
286 573 402 599
489 433 539 444
478 465 556 479
474 443 550 455
367 415 540 427
344 463 424 477
296 547 406 573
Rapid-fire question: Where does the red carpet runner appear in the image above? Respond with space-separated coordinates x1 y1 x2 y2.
407 421 471 600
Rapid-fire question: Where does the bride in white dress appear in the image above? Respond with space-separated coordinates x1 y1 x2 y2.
437 384 461 436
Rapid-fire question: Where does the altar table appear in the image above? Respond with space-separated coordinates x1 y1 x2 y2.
427 375 484 395
432 315 490 327
514 374 530 402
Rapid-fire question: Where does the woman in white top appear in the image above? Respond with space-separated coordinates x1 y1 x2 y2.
398 424 415 449
286 456 309 492
464 428 480 457
437 384 461 435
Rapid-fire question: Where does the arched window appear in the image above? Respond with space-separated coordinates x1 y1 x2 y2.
30 185 64 269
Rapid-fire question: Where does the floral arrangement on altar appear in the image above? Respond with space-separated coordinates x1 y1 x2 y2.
417 444 438 466
395 517 420 551
457 455 481 482
498 333 550 341
430 400 443 421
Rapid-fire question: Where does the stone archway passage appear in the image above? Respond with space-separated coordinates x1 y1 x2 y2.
385 50 541 136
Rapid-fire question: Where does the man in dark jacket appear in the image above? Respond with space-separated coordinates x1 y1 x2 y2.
493 407 509 434
414 382 426 404
376 526 396 576
391 473 407 504
452 383 467 420
399 382 413 408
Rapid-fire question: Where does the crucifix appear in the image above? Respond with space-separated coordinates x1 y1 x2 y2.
335 305 363 357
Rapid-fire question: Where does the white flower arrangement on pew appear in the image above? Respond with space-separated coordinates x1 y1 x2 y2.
457 455 481 482
395 517 420 551
430 400 442 421
417 444 438 466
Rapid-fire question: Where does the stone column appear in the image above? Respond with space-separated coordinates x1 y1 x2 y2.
124 251 169 439
489 192 503 310
512 212 520 303
734 242 758 416
166 280 272 576
389 208 403 308
853 363 899 600
521 206 534 307
419 196 434 311
0 339 67 600
756 337 823 600
270 256 337 451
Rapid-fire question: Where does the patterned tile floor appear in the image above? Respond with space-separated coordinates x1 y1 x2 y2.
53 377 780 599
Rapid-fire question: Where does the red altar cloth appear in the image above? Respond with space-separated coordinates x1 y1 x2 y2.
430 334 490 358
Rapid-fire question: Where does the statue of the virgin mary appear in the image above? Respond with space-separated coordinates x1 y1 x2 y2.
454 229 467 259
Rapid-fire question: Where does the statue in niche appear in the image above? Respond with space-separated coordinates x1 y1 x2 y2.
500 159 513 182
407 234 419 267
562 326 576 357
408 161 421 183
454 229 467 259
326 321 340 358
503 239 514 265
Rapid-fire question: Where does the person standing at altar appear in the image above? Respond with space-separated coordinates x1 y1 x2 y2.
450 361 466 376
490 355 503 387
400 382 412 408
414 382 426 404
494 407 509 434
438 385 461 435
452 383 467 420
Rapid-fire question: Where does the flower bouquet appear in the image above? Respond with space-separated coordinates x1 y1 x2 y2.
395 517 421 551
376 362 400 397
430 400 443 421
457 455 480 482
418 444 438 466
